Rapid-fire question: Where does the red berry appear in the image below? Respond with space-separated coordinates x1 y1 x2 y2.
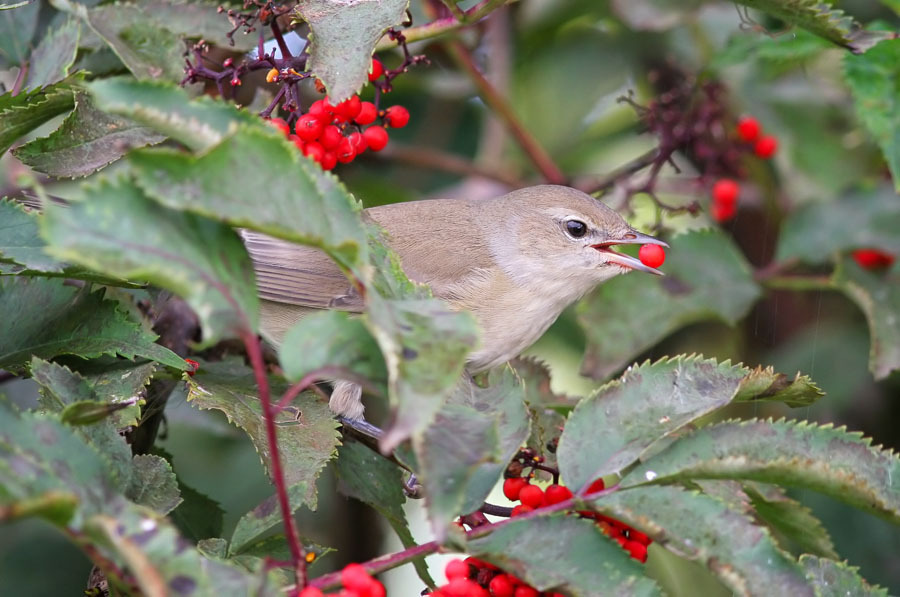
266 117 290 136
355 101 377 125
369 58 384 81
338 95 362 121
341 563 371 591
384 105 410 128
288 134 305 152
444 578 487 597
295 114 324 142
299 587 324 597
320 125 343 150
363 125 389 151
518 485 544 509
543 484 573 506
320 151 337 171
712 202 737 222
336 137 356 164
585 478 605 494
445 559 470 581
184 358 200 376
513 587 538 597
488 574 514 597
503 477 528 501
624 540 648 562
303 142 324 163
736 116 761 143
712 179 739 206
308 99 333 119
852 249 895 270
348 131 367 154
638 244 665 269
754 135 778 159
510 504 533 517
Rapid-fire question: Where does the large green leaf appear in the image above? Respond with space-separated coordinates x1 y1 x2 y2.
743 482 838 560
590 485 812 596
25 17 80 90
185 358 341 509
414 367 529 537
0 78 76 156
799 555 888 596
466 514 662 597
295 0 409 102
0 0 38 66
578 230 761 380
41 177 259 344
14 92 165 178
0 199 66 273
621 419 900 524
228 484 308 556
831 255 900 379
557 356 822 490
0 277 185 370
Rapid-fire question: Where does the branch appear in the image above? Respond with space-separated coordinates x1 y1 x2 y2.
573 148 661 195
374 143 526 188
446 41 566 185
375 0 509 50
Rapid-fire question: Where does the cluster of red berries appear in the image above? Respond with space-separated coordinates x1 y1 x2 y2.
299 563 385 597
502 477 651 563
709 115 778 222
427 557 564 597
266 59 409 170
852 249 896 270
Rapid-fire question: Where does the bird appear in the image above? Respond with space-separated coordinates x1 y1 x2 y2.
240 185 667 420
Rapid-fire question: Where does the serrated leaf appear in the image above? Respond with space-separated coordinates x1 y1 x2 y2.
334 438 434 587
734 0 893 53
129 126 369 269
800 555 888 596
744 483 838 559
0 0 38 65
734 366 824 407
621 419 900 525
170 481 224 542
87 77 259 152
14 91 165 178
0 78 76 156
466 514 662 597
415 367 529 537
41 177 259 344
25 17 79 90
558 356 821 490
831 253 900 380
186 358 340 510
0 277 186 370
229 483 307 556
296 0 409 102
0 199 67 273
590 485 812 596
578 230 760 380
776 188 900 263
125 454 182 515
65 357 156 428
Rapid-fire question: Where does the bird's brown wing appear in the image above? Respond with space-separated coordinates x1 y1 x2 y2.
240 229 364 312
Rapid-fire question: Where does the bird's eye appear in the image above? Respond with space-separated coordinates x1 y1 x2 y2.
565 220 588 239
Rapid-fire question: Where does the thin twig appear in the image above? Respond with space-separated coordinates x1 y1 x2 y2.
574 148 661 195
11 61 27 96
375 0 509 50
374 144 526 188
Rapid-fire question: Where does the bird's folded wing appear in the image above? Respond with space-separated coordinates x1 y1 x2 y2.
240 229 364 312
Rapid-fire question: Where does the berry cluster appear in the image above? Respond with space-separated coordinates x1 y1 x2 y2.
427 557 564 597
265 59 409 170
852 249 896 270
709 115 778 222
299 563 385 597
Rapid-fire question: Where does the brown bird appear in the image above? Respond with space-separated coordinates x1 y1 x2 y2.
241 185 667 419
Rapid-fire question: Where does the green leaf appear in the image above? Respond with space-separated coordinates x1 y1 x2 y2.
590 485 812 596
280 310 387 388
621 419 900 525
777 189 900 263
60 399 138 426
0 0 38 65
578 230 761 380
41 177 259 344
466 514 662 597
129 126 369 269
0 277 186 371
743 482 838 559
0 78 76 156
799 555 888 596
30 357 96 412
558 356 822 490
845 40 900 191
14 91 165 178
63 357 156 428
334 439 434 587
229 484 307 556
125 454 182 515
185 358 341 510
25 18 80 90
831 255 900 379
296 0 409 102
734 0 892 53
415 367 529 537
170 481 225 543
87 77 259 152
0 199 66 273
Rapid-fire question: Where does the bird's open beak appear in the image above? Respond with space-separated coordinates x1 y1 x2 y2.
591 230 668 276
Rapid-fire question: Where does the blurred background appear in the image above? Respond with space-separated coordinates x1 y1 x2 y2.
2 0 899 594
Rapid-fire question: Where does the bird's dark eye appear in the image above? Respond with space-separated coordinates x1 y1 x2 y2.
565 220 588 238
